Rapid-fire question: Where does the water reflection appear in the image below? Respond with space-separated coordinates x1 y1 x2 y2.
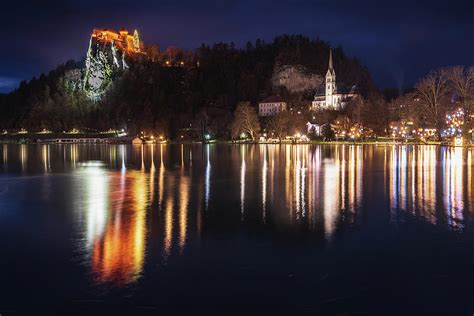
20 144 27 172
387 146 438 224
2 144 7 169
443 147 464 228
255 144 364 238
40 145 51 173
205 145 211 211
386 145 474 229
261 145 267 221
90 168 147 286
323 149 340 238
74 160 149 286
240 145 246 218
83 162 108 250
2 143 474 289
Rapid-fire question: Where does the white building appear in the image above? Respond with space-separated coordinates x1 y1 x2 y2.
259 96 287 117
306 122 321 136
311 49 359 111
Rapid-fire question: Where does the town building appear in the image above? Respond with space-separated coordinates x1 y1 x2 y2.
258 96 287 117
306 122 321 136
311 49 359 111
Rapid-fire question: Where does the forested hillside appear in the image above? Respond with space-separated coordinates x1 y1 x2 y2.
0 35 376 139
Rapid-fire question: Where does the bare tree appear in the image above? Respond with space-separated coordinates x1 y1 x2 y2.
388 92 419 124
415 68 449 139
230 102 260 140
268 111 290 140
448 66 474 137
360 92 389 137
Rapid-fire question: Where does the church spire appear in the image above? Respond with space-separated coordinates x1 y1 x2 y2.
328 48 334 71
326 48 335 76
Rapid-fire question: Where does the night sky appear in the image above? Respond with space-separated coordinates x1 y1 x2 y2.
1 0 473 93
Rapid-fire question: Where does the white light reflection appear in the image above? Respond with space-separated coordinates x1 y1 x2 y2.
261 145 267 222
71 144 78 168
468 150 473 212
41 144 50 173
84 164 109 250
240 146 246 219
20 144 27 172
149 144 155 202
205 145 211 211
158 144 165 207
294 146 301 219
163 197 173 258
141 145 145 170
443 147 464 229
179 174 189 252
323 154 340 239
120 145 126 173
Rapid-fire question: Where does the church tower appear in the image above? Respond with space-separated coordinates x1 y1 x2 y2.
325 48 336 107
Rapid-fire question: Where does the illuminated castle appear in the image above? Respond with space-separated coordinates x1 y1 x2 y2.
91 28 144 54
84 28 145 100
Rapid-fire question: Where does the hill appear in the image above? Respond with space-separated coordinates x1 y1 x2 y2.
0 34 376 139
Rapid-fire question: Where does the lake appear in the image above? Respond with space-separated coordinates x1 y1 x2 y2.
1 143 474 315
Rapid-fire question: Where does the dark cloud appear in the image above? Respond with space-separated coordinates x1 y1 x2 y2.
1 0 473 93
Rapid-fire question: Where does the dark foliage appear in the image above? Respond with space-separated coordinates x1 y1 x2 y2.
322 123 335 140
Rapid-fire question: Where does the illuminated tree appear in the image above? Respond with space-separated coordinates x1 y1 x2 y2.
268 111 290 140
230 102 260 140
415 68 449 139
447 66 474 137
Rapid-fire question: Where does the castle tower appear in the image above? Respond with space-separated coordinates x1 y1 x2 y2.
325 48 337 108
133 30 140 51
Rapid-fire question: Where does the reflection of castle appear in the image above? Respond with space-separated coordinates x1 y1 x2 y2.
91 28 144 54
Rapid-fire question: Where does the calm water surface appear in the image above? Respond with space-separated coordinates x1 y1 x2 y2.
1 144 474 315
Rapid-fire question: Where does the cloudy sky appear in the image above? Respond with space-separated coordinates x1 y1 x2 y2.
1 0 473 93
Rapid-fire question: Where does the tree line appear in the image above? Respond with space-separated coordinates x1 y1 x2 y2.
389 66 474 140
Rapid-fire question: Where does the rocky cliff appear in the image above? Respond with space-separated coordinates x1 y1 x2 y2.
271 64 322 94
83 37 129 100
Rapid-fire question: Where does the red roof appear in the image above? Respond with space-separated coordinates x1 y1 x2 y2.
260 96 285 103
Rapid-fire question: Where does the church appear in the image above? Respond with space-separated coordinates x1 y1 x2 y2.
311 49 359 111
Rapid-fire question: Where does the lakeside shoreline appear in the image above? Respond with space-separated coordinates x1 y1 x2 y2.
0 137 470 147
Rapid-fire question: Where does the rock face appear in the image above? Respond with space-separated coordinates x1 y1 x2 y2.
271 64 322 94
83 37 127 100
